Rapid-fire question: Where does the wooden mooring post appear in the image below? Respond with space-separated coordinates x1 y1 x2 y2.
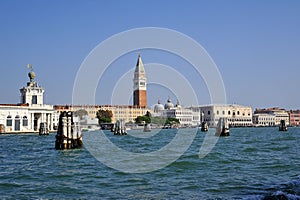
55 111 82 150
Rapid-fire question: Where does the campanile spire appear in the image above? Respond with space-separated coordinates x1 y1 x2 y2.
133 53 147 107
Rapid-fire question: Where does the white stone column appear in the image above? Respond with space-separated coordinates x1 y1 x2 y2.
46 113 51 129
49 114 52 131
31 113 34 131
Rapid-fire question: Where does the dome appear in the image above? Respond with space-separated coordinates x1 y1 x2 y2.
154 104 164 112
154 99 164 113
164 98 174 109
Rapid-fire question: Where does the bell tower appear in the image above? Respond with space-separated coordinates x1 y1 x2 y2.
20 64 44 106
133 53 147 107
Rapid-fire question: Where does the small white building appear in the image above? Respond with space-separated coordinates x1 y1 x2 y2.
253 113 276 126
199 104 253 127
0 67 55 133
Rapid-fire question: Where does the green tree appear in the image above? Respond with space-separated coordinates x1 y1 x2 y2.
135 116 151 124
165 118 180 125
96 109 113 124
135 111 152 124
145 111 151 118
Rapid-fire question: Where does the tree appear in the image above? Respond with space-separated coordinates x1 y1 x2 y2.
145 111 151 118
96 109 113 124
165 118 180 126
134 111 152 124
133 111 152 124
135 115 151 124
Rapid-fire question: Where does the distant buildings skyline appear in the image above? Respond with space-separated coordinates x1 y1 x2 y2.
1 1 299 109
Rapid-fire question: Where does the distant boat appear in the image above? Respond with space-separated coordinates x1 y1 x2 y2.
279 120 288 131
215 118 230 136
144 124 151 132
200 121 208 132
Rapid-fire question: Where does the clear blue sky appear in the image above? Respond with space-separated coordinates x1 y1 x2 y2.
0 0 299 110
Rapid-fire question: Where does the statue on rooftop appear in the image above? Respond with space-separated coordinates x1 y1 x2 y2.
27 64 36 83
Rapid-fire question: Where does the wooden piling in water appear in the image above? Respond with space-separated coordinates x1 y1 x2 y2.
55 111 82 150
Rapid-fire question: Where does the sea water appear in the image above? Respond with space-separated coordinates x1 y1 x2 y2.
0 127 299 199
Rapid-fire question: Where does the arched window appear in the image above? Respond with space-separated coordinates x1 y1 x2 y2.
217 110 219 115
222 111 225 115
228 111 231 115
15 115 21 131
208 111 210 115
6 115 12 126
23 116 28 126
237 111 240 115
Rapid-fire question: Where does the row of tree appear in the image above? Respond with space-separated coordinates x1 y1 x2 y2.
95 109 180 126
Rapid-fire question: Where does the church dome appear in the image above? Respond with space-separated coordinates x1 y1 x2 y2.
154 99 164 112
164 98 174 109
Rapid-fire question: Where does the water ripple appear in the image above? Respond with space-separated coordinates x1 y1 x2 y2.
0 128 300 199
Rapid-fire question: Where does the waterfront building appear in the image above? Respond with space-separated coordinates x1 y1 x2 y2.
254 108 289 126
98 105 150 123
188 106 201 125
252 113 276 126
53 105 101 129
288 110 300 126
133 53 147 107
80 115 100 131
54 104 150 124
0 66 55 133
153 98 200 127
199 104 253 127
54 105 101 119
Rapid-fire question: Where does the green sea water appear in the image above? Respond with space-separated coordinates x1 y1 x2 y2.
0 127 299 199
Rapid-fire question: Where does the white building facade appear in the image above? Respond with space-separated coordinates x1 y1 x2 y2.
252 113 276 126
200 104 253 127
153 98 200 127
253 108 289 126
0 68 55 133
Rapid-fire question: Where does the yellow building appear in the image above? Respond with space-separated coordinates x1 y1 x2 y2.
98 105 151 123
54 105 100 119
54 105 151 124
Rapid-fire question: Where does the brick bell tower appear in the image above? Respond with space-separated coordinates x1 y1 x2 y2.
133 53 147 107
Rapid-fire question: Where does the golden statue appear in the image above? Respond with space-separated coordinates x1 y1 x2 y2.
27 64 36 83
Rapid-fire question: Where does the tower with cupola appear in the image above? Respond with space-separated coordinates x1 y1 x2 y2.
20 64 44 106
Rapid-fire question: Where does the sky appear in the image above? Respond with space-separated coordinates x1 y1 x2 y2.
0 0 299 110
